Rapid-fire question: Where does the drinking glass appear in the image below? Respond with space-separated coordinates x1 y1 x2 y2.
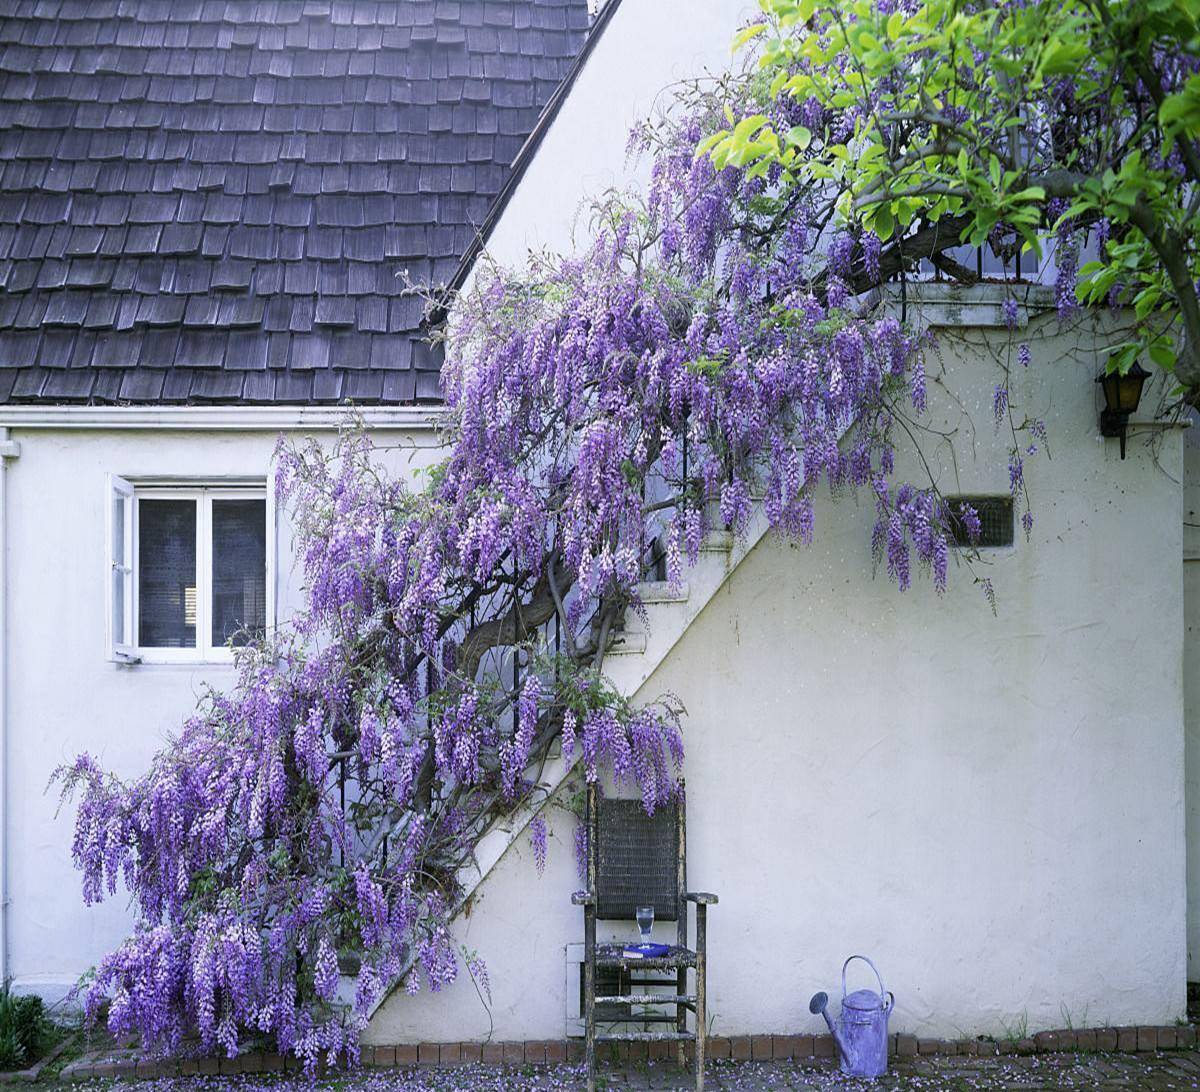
636 904 654 944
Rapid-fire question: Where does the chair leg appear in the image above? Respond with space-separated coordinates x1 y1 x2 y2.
584 974 596 1090
584 915 596 1092
676 967 687 1070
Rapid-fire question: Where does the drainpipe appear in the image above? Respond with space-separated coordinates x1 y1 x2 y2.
0 428 20 987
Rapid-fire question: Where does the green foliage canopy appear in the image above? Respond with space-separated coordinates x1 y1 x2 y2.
707 0 1200 397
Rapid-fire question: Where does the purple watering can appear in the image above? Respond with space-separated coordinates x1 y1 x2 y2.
809 955 894 1079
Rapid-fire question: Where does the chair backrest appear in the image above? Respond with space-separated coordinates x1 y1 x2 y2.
590 785 685 924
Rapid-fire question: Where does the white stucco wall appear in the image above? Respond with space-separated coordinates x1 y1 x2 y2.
1185 412 1200 978
432 0 1189 1037
2 0 1188 1036
369 308 1187 1044
479 0 755 266
2 422 439 1002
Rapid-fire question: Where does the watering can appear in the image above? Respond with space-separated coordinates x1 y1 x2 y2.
809 955 894 1079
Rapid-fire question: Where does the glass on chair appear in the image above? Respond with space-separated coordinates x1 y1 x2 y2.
635 904 654 945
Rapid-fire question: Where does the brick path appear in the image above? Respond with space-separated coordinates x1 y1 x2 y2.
38 1051 1200 1089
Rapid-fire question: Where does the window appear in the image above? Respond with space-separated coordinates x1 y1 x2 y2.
946 495 1014 549
107 478 271 663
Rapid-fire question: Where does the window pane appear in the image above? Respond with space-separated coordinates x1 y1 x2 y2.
111 494 125 560
138 499 197 648
212 499 266 648
112 567 125 645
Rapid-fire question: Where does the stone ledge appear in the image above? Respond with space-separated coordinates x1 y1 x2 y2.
49 1024 1199 1080
872 280 1058 328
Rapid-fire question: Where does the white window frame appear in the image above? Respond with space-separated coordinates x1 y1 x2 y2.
106 478 274 665
106 474 136 662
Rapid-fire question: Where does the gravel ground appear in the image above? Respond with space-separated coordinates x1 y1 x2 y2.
46 1050 1200 1091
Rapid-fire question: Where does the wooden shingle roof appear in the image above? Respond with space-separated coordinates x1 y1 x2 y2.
0 0 589 404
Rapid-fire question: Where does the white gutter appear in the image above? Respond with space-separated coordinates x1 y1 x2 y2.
0 405 445 432
0 429 20 987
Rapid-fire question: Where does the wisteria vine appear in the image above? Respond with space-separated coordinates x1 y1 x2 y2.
49 12 1029 1070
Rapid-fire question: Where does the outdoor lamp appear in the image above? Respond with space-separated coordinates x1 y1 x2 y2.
1096 361 1150 459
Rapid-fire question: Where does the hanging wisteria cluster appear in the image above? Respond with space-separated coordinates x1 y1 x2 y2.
51 12 1013 1070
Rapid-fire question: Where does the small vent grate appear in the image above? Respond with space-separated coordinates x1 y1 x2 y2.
947 496 1014 548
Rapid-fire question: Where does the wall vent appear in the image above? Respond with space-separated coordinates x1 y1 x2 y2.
564 943 680 1036
947 496 1014 548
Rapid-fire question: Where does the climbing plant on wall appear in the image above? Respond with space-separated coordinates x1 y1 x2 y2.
712 0 1200 397
56 0 1197 1068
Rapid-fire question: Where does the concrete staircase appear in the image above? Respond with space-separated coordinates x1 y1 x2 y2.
361 502 771 1016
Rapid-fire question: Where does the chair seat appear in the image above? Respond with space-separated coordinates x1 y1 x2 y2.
594 943 696 969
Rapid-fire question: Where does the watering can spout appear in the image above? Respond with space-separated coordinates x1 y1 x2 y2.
808 991 851 1057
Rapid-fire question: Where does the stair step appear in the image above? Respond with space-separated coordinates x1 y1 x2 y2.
595 994 696 1005
596 1032 695 1042
637 580 689 604
371 487 789 1024
605 630 647 655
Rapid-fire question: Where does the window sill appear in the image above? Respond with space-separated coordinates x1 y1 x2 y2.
113 655 240 668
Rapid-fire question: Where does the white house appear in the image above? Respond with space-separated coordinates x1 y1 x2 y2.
0 0 594 1004
0 0 1197 1052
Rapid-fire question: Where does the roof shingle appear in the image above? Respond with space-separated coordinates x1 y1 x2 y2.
0 0 589 405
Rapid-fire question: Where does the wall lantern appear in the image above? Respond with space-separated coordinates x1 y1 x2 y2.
1096 361 1150 459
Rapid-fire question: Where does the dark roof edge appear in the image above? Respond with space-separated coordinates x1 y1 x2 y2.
432 0 626 322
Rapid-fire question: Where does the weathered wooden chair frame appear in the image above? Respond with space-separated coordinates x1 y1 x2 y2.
571 780 717 1092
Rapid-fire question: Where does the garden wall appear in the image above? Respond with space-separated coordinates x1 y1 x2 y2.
367 306 1189 1044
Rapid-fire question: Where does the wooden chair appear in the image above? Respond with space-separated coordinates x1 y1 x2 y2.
571 780 717 1092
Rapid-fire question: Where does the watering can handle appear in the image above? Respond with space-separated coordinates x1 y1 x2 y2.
842 954 887 1004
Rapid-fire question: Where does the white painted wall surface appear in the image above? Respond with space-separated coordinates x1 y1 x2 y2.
1184 412 1200 978
2 425 438 1003
478 0 755 266
369 309 1187 1043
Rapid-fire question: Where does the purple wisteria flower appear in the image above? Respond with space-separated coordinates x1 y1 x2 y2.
55 74 967 1070
993 384 1009 423
529 816 548 875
